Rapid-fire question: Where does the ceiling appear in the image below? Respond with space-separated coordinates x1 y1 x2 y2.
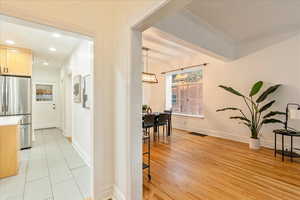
142 27 201 65
0 17 82 69
185 0 300 44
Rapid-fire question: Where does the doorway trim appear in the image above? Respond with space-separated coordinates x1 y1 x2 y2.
128 0 192 199
0 12 96 198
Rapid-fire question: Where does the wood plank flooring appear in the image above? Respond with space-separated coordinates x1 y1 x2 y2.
143 129 300 200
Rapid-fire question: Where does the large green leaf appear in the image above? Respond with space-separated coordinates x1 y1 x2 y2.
216 107 240 112
249 81 263 97
263 111 286 119
262 118 284 124
256 84 281 103
259 100 275 113
219 85 244 97
230 116 251 123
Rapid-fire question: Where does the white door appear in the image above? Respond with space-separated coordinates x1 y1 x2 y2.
33 82 59 129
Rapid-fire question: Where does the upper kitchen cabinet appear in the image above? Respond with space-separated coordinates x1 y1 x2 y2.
0 45 32 77
0 47 7 71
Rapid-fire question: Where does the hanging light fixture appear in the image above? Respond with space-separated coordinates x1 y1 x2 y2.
142 47 158 84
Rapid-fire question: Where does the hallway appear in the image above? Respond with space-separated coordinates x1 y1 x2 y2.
0 128 91 200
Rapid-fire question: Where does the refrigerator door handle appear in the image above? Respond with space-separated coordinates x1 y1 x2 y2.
2 76 6 114
5 78 8 113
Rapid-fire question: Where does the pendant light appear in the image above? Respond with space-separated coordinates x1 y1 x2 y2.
142 47 158 84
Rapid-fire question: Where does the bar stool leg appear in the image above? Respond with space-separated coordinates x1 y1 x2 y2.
163 125 165 143
291 136 293 162
157 126 159 143
148 136 151 180
282 134 284 161
274 133 277 157
153 127 156 141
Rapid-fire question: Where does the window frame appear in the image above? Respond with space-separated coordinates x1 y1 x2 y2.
165 66 204 118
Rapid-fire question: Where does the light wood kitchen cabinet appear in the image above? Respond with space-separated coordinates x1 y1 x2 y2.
0 45 32 76
0 47 7 72
0 125 20 179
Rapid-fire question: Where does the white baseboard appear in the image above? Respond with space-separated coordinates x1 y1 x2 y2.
94 184 126 200
72 141 91 167
33 122 59 130
112 185 126 200
174 125 275 149
61 128 72 137
94 185 114 200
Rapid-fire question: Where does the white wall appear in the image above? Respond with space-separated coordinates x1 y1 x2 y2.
32 65 62 130
61 40 93 166
142 83 152 105
61 72 72 138
0 1 173 199
146 34 300 149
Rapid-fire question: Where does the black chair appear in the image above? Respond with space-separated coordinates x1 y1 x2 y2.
164 109 172 135
157 113 169 141
143 114 156 137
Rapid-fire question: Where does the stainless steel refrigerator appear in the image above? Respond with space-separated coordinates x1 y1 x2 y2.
0 75 32 150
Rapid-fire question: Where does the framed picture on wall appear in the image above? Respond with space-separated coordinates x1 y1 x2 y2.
35 83 55 103
73 75 81 103
82 74 91 109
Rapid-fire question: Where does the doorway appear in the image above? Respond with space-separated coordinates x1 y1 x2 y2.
129 1 192 199
0 14 94 200
33 82 58 129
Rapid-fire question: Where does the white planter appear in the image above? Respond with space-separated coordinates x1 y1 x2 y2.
249 138 260 150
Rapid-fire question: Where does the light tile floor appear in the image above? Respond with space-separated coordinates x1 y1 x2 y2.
0 128 91 200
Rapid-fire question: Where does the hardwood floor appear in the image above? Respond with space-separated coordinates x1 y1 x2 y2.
143 129 300 200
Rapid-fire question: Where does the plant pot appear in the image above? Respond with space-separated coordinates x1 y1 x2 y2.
249 138 260 150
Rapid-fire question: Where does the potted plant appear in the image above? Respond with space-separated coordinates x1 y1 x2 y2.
216 81 285 149
142 104 149 113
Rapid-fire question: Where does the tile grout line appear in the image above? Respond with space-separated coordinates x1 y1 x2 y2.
23 129 45 200
6 128 88 200
55 129 86 199
69 164 87 171
42 130 55 200
24 129 44 199
22 147 30 200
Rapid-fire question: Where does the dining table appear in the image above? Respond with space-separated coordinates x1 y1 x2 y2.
142 112 171 136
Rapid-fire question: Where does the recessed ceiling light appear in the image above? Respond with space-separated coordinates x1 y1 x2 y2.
5 40 15 45
49 47 56 52
43 62 49 66
52 33 61 38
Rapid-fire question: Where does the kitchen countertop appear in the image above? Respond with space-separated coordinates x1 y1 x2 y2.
0 116 21 126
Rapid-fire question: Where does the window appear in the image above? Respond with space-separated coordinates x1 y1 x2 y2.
165 67 203 117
